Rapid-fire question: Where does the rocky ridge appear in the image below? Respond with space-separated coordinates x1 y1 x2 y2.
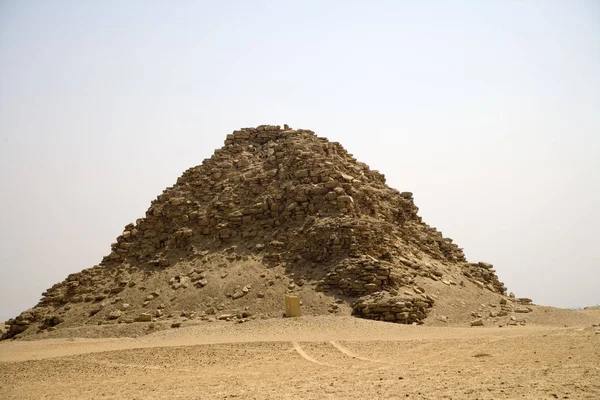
3 124 510 339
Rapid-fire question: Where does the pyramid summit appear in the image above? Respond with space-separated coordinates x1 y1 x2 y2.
2 124 512 339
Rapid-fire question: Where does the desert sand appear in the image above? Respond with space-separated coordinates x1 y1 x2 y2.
2 309 599 400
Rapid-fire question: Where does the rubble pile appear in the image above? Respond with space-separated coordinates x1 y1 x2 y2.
2 125 509 340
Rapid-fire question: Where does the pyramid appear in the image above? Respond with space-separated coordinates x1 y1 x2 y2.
2 125 510 339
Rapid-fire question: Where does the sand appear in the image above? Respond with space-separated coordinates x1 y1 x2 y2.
1 309 599 399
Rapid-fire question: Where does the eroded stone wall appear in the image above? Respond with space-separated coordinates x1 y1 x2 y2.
352 293 434 324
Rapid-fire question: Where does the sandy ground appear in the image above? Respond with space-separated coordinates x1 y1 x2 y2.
1 313 599 400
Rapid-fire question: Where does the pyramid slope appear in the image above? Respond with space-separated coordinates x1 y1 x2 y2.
2 125 509 340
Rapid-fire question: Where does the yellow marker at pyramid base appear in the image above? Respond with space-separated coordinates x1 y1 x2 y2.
285 295 301 317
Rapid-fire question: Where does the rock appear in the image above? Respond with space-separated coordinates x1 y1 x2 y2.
107 310 122 320
352 294 433 324
514 307 532 313
339 172 354 182
89 304 105 316
171 322 181 328
471 319 484 327
171 275 191 289
517 298 533 305
205 307 216 315
136 313 152 322
197 279 208 287
217 313 235 321
441 279 451 285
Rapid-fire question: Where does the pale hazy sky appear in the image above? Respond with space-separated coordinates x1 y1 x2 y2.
1 1 599 321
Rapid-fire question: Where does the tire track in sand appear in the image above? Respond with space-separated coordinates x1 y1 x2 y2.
329 341 393 364
292 342 335 367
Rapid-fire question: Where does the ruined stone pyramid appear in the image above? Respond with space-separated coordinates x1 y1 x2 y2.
3 125 508 339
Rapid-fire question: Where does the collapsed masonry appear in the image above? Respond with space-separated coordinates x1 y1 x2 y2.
3 125 507 339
